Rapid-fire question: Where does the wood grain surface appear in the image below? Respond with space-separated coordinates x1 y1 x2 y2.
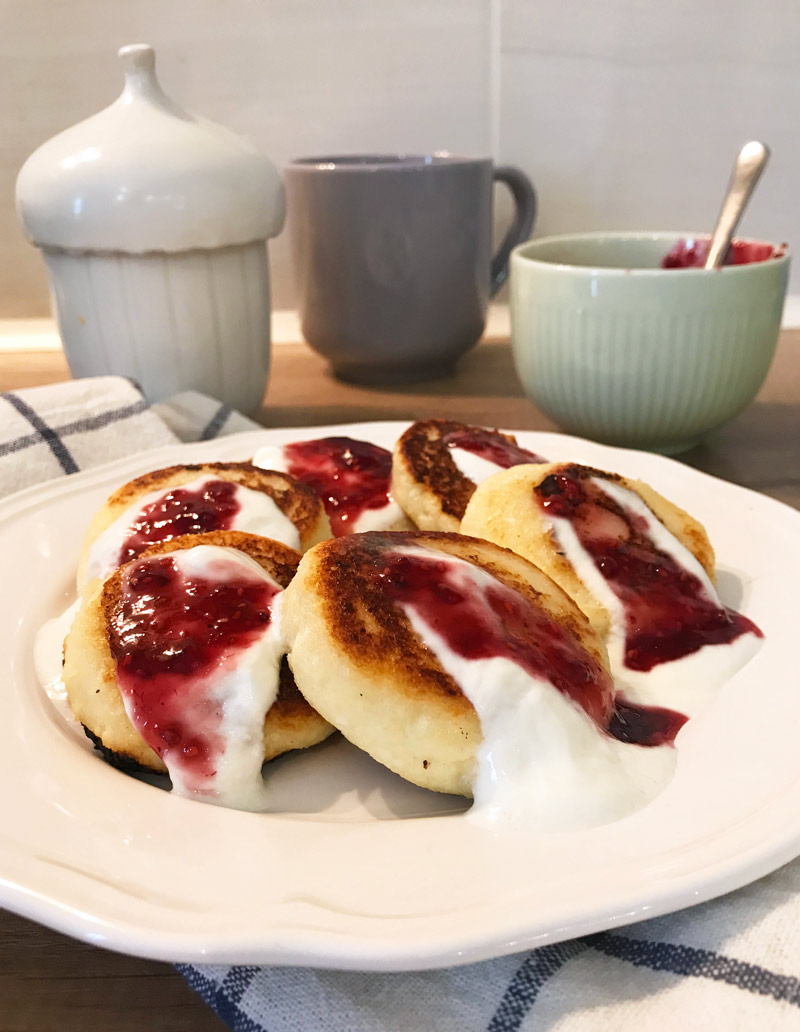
0 331 797 1031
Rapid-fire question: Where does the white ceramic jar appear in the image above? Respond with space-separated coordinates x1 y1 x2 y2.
16 44 285 414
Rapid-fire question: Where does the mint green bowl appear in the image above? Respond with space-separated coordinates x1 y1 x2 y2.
510 232 790 454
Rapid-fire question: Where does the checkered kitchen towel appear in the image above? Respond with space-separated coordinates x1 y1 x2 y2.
4 375 800 1031
0 376 254 496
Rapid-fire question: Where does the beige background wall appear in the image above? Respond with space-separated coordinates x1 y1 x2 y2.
1 0 493 315
499 0 798 258
2 0 797 317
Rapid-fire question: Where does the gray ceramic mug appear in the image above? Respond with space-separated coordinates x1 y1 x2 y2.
284 154 536 384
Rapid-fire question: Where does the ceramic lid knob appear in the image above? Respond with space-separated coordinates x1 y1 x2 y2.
15 44 285 253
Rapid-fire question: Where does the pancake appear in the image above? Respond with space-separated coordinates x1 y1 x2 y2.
280 530 612 797
461 462 715 640
64 530 333 777
78 461 330 590
391 419 545 532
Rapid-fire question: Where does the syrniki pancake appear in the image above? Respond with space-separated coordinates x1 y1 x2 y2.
391 419 545 532
460 458 763 726
280 530 614 798
461 461 715 641
64 531 333 791
78 461 331 590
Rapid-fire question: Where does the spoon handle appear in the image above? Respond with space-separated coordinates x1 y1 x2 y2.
705 141 770 269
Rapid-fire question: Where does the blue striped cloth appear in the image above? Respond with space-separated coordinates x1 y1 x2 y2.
0 375 252 495
178 857 800 1031
3 375 800 1031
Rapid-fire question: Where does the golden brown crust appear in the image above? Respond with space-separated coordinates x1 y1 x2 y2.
391 419 527 532
311 533 473 717
281 530 609 796
65 531 333 774
462 462 716 640
78 462 330 589
312 530 602 705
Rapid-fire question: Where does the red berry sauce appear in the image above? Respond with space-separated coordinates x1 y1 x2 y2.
109 552 278 790
662 238 780 269
371 544 615 729
609 699 688 747
534 469 762 672
369 541 682 745
118 479 241 566
283 437 393 536
443 426 545 469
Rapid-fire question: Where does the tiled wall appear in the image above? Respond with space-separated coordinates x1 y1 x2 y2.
2 0 796 317
500 0 798 267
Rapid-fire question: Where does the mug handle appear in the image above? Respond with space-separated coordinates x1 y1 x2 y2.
490 166 537 297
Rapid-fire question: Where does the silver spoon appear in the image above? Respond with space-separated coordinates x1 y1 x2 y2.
705 141 770 269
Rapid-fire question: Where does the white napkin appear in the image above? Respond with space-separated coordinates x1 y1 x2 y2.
0 376 256 498
3 376 800 1031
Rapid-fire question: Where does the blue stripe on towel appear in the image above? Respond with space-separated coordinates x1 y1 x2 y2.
54 398 149 437
220 965 261 1005
2 392 78 473
487 940 591 1032
0 398 148 458
201 402 233 440
590 932 800 1006
177 964 263 1031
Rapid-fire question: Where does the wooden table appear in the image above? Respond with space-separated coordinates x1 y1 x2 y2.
0 332 798 1031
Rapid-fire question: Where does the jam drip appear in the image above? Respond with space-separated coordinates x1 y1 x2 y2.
109 554 278 788
372 547 615 728
662 238 778 269
609 699 688 747
443 426 545 469
371 545 682 745
118 479 240 565
535 471 762 672
283 437 393 536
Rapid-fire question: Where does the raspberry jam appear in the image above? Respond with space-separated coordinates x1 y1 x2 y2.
109 553 278 788
283 437 393 536
373 547 615 729
609 699 688 747
535 470 762 671
443 426 545 469
662 238 779 269
118 479 240 566
371 544 683 745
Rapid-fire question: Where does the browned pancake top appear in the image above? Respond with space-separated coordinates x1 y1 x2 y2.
396 419 522 521
105 462 323 540
315 532 465 709
309 530 597 718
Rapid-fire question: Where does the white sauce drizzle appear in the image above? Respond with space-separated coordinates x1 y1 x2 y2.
545 478 762 717
448 447 508 486
117 546 284 811
84 476 300 587
392 544 675 831
34 599 81 729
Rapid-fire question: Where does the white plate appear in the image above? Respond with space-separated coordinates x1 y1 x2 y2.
3 420 800 969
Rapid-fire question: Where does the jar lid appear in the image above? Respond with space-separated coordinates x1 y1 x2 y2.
16 44 285 253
